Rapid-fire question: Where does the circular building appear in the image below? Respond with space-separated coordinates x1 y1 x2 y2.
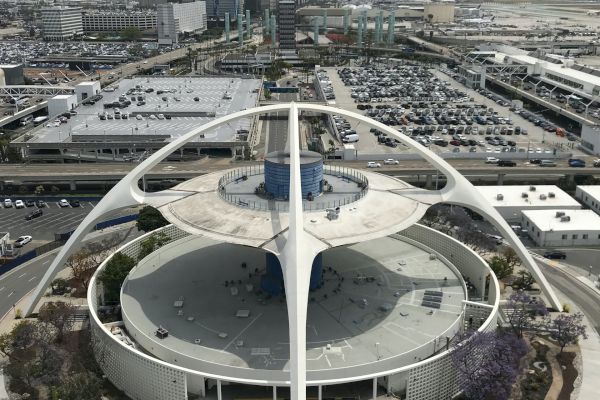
27 104 560 400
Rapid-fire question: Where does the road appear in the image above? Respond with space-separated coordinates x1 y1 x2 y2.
537 261 600 336
533 248 600 277
265 112 289 153
0 225 140 319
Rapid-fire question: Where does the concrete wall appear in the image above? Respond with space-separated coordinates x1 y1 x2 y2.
581 124 600 155
48 94 77 117
522 215 600 247
74 81 101 102
575 186 600 215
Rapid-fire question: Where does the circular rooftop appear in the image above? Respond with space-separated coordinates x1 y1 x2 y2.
121 235 466 381
264 150 323 165
159 168 440 249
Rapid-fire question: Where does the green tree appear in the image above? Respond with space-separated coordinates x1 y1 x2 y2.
136 205 168 232
38 301 76 343
138 232 170 261
513 270 535 290
57 372 102 400
98 252 136 303
122 26 142 41
488 256 514 279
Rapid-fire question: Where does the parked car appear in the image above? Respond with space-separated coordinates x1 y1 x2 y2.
25 200 35 207
15 200 25 209
543 250 566 260
4 199 12 208
59 199 70 207
36 200 46 208
25 209 43 220
70 200 80 207
14 235 32 247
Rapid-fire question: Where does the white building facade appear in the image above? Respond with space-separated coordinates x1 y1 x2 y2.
475 185 581 223
74 81 101 103
41 6 83 41
48 94 77 118
522 209 600 247
158 1 207 45
83 11 157 33
575 185 600 215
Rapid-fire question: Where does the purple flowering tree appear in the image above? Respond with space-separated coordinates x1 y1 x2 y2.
506 290 548 338
548 312 588 353
450 330 527 400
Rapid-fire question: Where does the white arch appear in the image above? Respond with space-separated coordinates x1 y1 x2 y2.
26 102 561 400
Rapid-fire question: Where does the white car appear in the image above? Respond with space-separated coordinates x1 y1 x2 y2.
4 199 12 208
367 162 382 168
59 199 70 207
149 114 157 120
14 235 32 248
384 159 399 165
157 114 165 120
136 115 143 120
15 200 25 209
485 157 500 164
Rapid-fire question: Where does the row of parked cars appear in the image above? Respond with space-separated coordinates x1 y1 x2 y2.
316 70 336 101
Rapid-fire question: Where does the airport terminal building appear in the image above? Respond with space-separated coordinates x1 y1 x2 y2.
28 104 563 400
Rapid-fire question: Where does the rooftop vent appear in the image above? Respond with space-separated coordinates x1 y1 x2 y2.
529 186 536 191
548 192 556 198
496 194 504 201
522 192 529 198
555 211 565 218
539 194 547 200
560 216 571 222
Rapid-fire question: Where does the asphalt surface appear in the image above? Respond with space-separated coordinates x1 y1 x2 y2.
537 261 600 336
265 112 289 153
0 201 97 241
0 225 141 319
533 248 600 277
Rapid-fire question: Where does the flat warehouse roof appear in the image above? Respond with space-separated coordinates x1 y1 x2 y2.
476 185 581 208
522 209 600 232
26 76 261 144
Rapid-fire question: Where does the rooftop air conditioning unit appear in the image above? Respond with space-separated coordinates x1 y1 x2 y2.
539 194 547 200
522 192 528 198
555 211 565 218
560 216 570 222
529 186 536 191
548 192 556 198
496 194 504 200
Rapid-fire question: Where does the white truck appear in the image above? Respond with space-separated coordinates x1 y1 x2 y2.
342 133 359 143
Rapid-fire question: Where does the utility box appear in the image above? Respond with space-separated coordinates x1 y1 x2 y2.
48 94 77 118
75 81 101 102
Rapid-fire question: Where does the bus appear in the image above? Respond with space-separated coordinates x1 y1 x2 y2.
33 116 49 126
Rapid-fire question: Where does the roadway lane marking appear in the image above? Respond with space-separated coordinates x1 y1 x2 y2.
28 276 36 282
43 260 51 265
17 273 26 279
7 291 14 298
0 287 4 292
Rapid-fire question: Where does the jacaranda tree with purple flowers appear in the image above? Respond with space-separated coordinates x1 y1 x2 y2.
450 330 527 400
506 290 548 338
548 312 588 353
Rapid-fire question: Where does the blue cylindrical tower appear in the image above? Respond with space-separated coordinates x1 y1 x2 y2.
264 151 323 200
261 252 323 295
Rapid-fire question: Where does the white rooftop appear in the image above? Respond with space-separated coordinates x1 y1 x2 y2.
476 185 581 209
51 94 75 100
522 209 600 232
577 185 600 201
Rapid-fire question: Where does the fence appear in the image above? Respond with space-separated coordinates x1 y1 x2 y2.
217 164 369 212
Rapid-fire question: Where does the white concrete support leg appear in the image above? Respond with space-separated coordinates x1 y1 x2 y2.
318 386 322 400
372 377 377 400
273 385 277 400
217 380 222 400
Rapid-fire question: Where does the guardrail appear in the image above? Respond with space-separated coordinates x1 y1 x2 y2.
217 164 369 212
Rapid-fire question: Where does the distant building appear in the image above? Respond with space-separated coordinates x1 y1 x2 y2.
82 10 157 34
424 2 455 23
203 0 241 19
158 1 207 45
575 185 600 215
138 0 168 8
41 6 83 41
0 64 24 85
278 0 296 50
522 209 600 247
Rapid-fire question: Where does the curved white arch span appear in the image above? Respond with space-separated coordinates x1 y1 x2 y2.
27 102 561 400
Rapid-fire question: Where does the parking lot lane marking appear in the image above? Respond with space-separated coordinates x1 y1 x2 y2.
0 287 4 292
17 273 26 279
7 291 14 298
28 276 36 282
88 202 95 208
42 260 50 265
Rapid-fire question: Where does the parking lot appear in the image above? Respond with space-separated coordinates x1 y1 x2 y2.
30 76 261 144
321 65 580 160
0 200 97 242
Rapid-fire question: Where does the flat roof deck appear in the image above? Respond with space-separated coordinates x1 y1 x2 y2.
29 76 261 144
122 235 465 375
